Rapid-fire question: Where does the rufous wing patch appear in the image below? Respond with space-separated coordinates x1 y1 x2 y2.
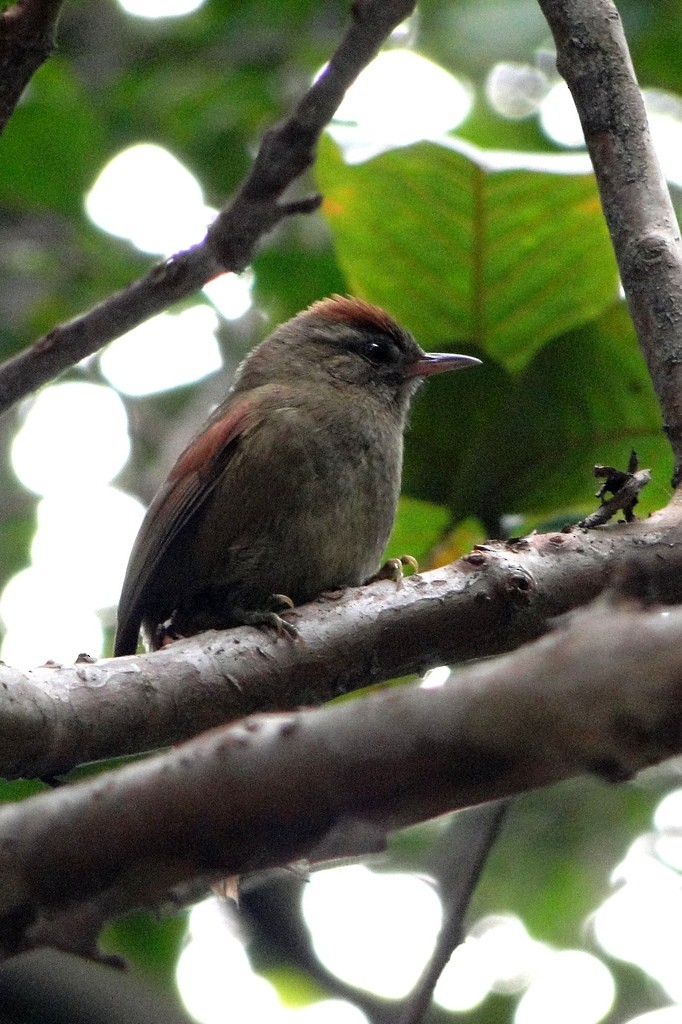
170 396 258 481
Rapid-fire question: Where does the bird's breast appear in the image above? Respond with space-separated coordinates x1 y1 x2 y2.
189 401 404 605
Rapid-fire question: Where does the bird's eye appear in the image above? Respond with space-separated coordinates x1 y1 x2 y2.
364 338 397 364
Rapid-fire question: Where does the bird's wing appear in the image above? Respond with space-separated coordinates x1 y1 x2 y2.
114 393 263 656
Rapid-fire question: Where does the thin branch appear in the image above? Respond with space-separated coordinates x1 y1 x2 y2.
0 0 64 134
3 593 682 955
537 0 682 483
0 0 417 416
3 497 682 781
397 801 510 1024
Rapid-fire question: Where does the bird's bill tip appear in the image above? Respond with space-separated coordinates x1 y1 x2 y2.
407 352 482 379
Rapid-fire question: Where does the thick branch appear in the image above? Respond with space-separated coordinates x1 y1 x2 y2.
0 0 416 416
538 0 682 483
0 0 63 134
3 594 682 955
3 495 682 781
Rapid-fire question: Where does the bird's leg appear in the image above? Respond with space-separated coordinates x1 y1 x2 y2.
365 554 419 585
233 593 299 639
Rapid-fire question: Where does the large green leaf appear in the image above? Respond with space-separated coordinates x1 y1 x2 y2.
402 302 671 526
317 136 619 371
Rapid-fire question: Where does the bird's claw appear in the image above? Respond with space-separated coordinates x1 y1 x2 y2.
366 554 419 586
235 594 299 640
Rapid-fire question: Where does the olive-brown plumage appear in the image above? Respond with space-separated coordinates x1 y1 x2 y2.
114 296 480 655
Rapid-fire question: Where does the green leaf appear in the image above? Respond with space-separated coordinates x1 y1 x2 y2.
0 59 104 216
402 302 671 526
0 511 35 600
317 136 619 371
101 912 186 994
384 495 451 564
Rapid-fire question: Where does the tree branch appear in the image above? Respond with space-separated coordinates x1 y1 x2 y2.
0 0 64 135
3 592 682 955
538 0 682 483
0 0 417 416
3 497 682 781
396 801 510 1024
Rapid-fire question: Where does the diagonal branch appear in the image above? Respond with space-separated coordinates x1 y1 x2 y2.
3 593 682 956
0 0 64 135
538 0 682 483
0 0 417 416
3 496 682 781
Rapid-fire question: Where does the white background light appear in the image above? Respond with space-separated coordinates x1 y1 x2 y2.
100 305 222 396
176 898 368 1024
644 89 682 188
11 382 130 495
30 488 145 609
117 0 205 17
514 950 614 1024
203 270 254 321
302 866 441 998
85 143 213 255
539 81 585 148
327 49 472 162
3 383 141 667
486 63 549 119
594 834 682 1002
0 567 104 666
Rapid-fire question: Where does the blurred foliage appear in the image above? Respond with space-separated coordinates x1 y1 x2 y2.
101 913 187 996
1 0 682 1021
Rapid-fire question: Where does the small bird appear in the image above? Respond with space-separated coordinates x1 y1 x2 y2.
114 296 480 655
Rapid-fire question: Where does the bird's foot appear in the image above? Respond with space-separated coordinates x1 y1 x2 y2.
234 594 299 639
366 555 419 586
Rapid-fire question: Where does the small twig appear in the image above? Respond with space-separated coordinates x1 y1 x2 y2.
579 450 651 527
537 0 682 484
0 0 417 415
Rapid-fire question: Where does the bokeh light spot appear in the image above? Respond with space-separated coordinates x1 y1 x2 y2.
0 567 104 668
11 382 130 496
100 305 222 396
302 865 441 998
203 270 254 321
326 49 472 163
117 0 205 16
644 89 682 188
514 950 614 1024
177 898 285 1024
86 143 213 255
539 81 585 148
31 487 145 610
594 833 682 1002
486 62 549 119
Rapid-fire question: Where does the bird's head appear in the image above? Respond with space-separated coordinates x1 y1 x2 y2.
234 295 480 409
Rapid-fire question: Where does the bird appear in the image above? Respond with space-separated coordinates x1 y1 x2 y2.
114 295 481 656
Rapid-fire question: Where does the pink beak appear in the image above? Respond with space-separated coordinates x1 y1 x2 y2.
407 352 482 379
